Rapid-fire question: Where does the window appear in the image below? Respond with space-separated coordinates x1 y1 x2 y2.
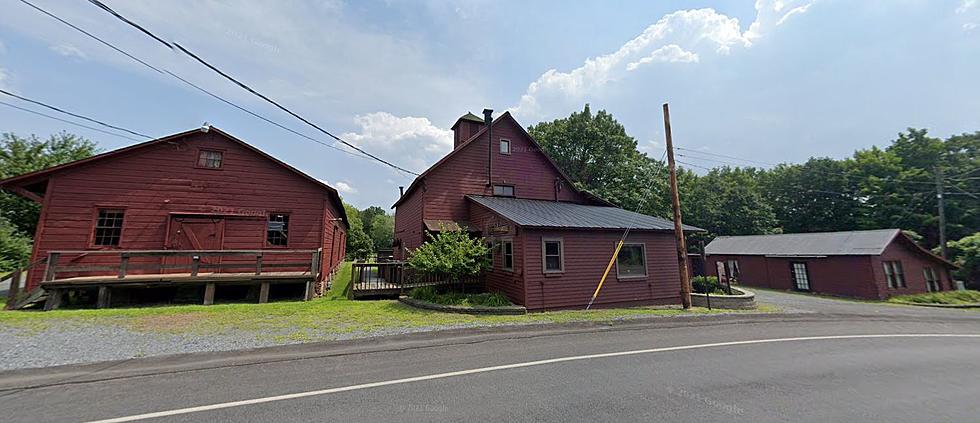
616 243 647 278
493 185 515 197
923 267 941 292
542 238 563 273
197 149 223 169
726 260 740 279
499 139 511 155
502 240 514 271
883 261 906 288
93 209 124 246
791 262 810 291
267 214 289 246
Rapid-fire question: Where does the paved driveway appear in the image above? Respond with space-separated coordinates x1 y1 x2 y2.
753 288 979 319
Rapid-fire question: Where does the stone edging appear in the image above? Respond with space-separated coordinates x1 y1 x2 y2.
690 287 757 310
890 301 980 309
398 296 528 315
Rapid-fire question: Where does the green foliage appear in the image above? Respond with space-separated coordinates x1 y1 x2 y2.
368 213 394 251
408 286 513 307
359 206 386 237
946 233 980 288
0 217 31 272
691 276 723 294
687 167 778 236
342 203 373 260
0 132 98 236
889 290 980 305
407 228 489 282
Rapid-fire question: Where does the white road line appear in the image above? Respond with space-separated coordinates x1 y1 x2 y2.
85 334 980 423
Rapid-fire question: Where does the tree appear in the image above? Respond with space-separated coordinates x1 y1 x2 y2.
343 203 373 260
0 217 31 272
359 206 386 238
0 132 98 236
686 167 778 237
946 233 980 289
368 213 394 251
408 228 489 289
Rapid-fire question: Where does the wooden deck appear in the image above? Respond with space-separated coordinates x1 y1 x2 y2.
348 262 484 298
36 249 323 310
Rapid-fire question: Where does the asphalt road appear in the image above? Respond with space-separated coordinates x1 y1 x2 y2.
1 294 978 422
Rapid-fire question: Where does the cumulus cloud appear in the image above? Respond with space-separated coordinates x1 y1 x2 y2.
510 0 817 120
340 112 453 172
627 44 699 71
50 43 87 59
333 181 357 194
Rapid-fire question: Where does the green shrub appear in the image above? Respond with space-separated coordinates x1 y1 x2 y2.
890 290 980 305
409 286 439 303
408 287 513 307
691 276 723 294
466 293 513 307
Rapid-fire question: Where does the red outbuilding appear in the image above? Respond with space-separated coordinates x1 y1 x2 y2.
705 229 957 300
1 126 348 308
393 110 700 310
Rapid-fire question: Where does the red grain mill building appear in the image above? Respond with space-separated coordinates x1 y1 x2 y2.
1 126 348 308
393 110 701 310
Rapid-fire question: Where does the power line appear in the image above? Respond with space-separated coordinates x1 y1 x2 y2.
675 146 778 166
85 0 420 176
0 100 144 142
0 89 154 139
18 0 375 165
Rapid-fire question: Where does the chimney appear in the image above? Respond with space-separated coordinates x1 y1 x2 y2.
451 112 485 149
483 108 493 186
398 186 404 197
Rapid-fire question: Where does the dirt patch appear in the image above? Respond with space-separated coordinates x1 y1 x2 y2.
127 312 212 332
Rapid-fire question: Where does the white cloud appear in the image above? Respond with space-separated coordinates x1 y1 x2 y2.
340 112 453 172
333 181 357 194
509 1 817 120
627 44 699 71
957 0 976 14
50 43 87 59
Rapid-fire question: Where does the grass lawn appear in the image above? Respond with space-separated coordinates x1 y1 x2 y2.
889 290 980 305
0 263 777 342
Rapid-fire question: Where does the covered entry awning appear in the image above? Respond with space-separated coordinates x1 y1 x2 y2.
423 219 475 232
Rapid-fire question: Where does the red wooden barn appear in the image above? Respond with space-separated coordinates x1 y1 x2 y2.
1 126 348 308
705 229 957 299
393 110 701 310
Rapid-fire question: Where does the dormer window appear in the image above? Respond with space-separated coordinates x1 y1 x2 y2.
500 139 511 155
493 185 515 197
197 149 223 169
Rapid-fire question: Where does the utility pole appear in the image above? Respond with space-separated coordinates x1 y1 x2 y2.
936 166 948 259
663 103 692 309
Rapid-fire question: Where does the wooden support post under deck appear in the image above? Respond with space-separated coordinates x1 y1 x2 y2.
203 283 216 305
5 269 21 310
258 282 270 304
43 289 63 311
304 281 314 301
44 252 60 282
97 286 111 308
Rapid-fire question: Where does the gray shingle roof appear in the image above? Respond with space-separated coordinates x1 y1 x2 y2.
467 195 703 231
705 229 901 256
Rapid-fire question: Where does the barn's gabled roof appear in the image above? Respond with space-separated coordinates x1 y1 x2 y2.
467 195 703 232
392 111 612 208
705 229 955 266
0 126 349 228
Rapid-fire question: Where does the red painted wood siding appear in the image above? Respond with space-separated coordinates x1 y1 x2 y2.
707 238 952 300
27 131 345 290
522 229 681 310
468 200 525 305
393 186 423 260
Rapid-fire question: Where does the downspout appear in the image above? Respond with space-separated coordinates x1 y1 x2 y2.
484 108 493 186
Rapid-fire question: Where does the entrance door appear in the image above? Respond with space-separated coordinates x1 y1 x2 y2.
790 262 810 291
166 217 225 274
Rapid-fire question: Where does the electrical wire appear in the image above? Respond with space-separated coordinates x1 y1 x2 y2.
0 100 145 142
84 0 419 176
0 89 154 139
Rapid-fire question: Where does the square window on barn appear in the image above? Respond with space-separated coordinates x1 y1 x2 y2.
542 238 563 273
493 185 515 197
197 149 223 169
499 139 511 155
267 214 289 246
616 243 647 278
93 209 124 246
883 261 906 288
502 240 514 271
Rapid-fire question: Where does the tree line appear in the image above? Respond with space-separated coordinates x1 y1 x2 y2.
529 105 979 283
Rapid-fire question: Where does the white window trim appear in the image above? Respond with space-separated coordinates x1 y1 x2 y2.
499 139 511 155
493 185 516 197
615 242 648 279
501 239 514 272
541 237 564 274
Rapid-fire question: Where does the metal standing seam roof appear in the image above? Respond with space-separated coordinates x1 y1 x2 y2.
467 195 703 231
705 229 901 256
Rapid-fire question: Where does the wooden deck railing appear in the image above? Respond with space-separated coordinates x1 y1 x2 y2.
348 262 484 298
42 249 323 283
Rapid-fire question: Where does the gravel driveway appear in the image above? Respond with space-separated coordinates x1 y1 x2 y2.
753 288 980 319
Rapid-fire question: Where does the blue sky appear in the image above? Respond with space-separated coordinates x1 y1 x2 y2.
1 0 978 209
